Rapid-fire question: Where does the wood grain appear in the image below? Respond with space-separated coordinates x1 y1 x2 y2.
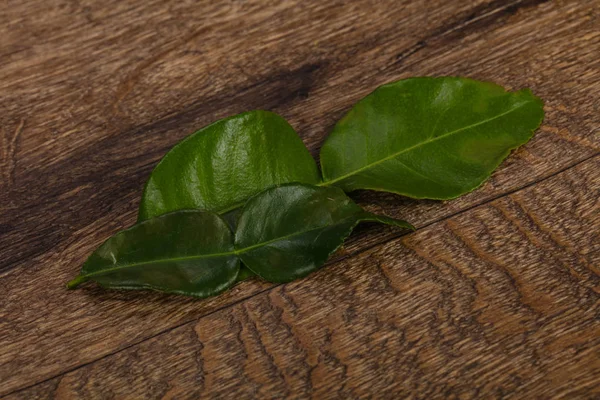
1 0 599 397
7 155 599 400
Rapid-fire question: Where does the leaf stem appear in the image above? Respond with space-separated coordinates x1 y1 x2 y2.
67 275 87 289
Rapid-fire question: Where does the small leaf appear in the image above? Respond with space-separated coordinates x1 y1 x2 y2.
235 184 413 283
139 110 321 221
67 211 239 298
320 77 544 199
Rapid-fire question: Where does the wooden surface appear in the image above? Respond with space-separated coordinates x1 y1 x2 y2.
1 0 598 398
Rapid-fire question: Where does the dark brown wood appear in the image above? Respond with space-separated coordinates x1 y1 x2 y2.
1 0 599 397
7 157 599 400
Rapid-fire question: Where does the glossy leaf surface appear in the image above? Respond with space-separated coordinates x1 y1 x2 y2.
235 184 413 283
138 110 321 221
320 77 544 199
68 211 239 298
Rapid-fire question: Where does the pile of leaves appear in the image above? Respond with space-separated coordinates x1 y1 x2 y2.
68 77 544 298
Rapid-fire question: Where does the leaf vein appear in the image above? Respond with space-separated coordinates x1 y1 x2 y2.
74 217 361 282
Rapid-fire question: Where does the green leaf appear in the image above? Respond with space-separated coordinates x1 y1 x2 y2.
235 184 413 283
138 110 321 221
67 211 240 298
319 77 544 199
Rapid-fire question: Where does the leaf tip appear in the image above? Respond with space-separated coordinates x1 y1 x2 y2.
404 221 417 231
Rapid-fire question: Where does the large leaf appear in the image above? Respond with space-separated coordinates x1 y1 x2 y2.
67 211 240 298
235 184 413 283
138 110 321 221
319 77 544 199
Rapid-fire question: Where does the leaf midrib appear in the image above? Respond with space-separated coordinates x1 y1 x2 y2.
75 218 356 281
321 101 531 185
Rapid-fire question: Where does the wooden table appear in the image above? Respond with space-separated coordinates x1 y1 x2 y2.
1 0 598 398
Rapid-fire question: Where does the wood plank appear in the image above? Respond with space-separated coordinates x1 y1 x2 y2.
1 0 599 395
7 155 598 399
